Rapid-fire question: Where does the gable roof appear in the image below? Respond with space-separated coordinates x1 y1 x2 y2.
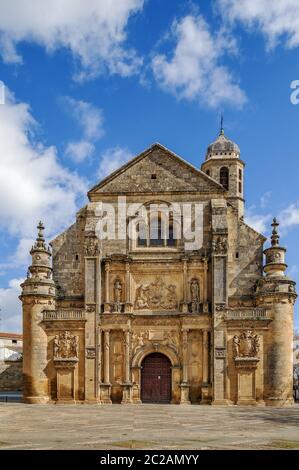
88 143 225 199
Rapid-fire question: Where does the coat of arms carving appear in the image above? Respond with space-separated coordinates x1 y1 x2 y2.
53 331 79 359
233 330 260 359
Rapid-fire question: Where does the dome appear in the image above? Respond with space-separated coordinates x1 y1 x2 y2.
206 129 240 160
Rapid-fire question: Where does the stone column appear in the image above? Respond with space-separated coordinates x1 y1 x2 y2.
97 328 102 399
211 199 229 405
203 256 209 313
100 329 112 403
104 259 111 313
180 329 190 404
104 330 110 383
200 330 210 404
124 259 133 313
122 329 133 404
85 249 98 402
181 257 189 313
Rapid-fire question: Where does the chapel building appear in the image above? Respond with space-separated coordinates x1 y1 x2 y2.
20 128 297 405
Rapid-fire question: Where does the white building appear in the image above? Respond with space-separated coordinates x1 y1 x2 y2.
0 332 23 361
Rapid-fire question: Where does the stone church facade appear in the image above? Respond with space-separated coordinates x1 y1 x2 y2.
20 129 297 406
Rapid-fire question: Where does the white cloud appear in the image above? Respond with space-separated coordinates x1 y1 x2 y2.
217 0 299 50
0 84 86 240
65 140 95 163
245 211 271 234
0 278 23 333
63 97 104 162
152 14 246 108
260 191 272 209
279 202 299 229
0 0 144 79
97 146 133 179
63 97 104 141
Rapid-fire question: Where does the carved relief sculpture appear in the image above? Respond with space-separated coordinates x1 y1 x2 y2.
53 331 79 359
233 330 260 359
85 236 98 256
132 331 149 354
212 236 228 255
162 330 179 353
134 277 178 310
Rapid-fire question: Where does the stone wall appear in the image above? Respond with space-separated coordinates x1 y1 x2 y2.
0 360 23 391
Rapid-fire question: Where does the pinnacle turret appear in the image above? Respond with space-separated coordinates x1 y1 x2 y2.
264 217 287 277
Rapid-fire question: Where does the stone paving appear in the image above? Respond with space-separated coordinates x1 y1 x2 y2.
1 403 299 450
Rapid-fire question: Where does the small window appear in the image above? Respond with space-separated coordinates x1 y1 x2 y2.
220 167 229 190
151 174 157 179
12 339 17 344
75 254 79 261
206 169 210 176
239 169 242 180
239 181 242 193
235 252 239 259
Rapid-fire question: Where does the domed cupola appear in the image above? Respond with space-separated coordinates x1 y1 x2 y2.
201 118 245 218
206 127 240 160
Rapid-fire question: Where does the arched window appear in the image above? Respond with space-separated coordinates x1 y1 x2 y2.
220 167 229 190
136 209 178 248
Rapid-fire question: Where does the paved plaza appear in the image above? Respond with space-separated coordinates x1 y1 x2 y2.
1 403 299 450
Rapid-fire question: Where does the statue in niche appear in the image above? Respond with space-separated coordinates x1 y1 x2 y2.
113 278 122 312
233 330 260 359
233 335 240 358
53 331 79 359
53 335 60 358
190 278 200 313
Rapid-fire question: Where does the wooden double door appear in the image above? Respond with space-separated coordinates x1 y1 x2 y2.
141 353 171 403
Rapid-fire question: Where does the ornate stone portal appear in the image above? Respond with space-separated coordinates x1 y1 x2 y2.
20 139 297 406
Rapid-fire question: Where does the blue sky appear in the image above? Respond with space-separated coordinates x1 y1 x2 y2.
0 0 299 332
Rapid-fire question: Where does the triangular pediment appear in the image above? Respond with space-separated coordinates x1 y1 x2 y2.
88 143 224 199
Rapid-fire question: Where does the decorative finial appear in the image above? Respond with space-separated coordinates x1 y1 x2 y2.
32 221 47 250
271 217 280 247
37 221 45 241
219 114 224 135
